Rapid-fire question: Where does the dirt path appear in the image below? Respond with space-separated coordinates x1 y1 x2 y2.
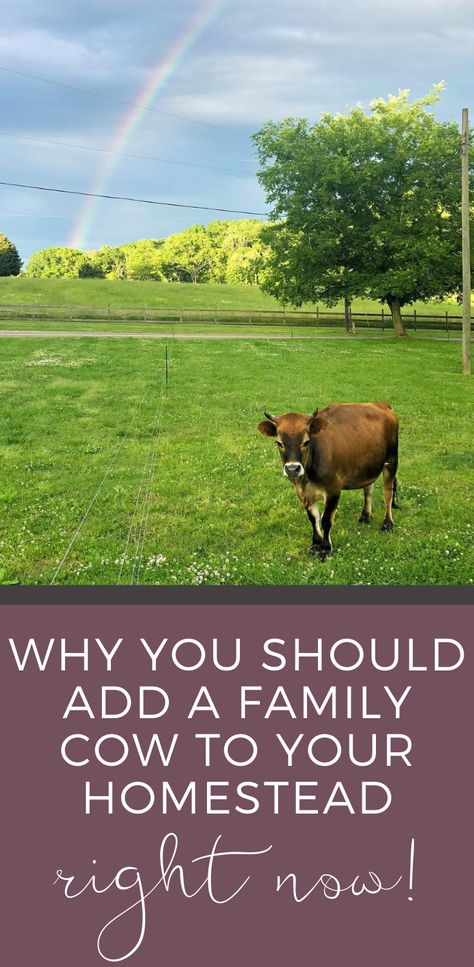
0 329 456 341
0 329 312 339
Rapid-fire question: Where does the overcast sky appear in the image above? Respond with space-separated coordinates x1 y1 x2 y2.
1 0 473 262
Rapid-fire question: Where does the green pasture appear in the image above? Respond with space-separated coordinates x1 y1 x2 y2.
0 276 467 316
0 335 472 585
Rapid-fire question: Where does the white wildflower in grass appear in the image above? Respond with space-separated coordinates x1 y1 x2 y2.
146 554 167 566
25 350 96 368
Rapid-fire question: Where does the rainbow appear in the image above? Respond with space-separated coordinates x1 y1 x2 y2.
69 0 227 250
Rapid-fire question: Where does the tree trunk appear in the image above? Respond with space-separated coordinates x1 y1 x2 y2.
388 298 407 338
344 295 355 334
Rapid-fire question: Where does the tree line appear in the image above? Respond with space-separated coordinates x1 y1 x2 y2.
20 219 271 286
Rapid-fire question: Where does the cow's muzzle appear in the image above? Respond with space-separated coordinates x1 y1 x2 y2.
284 462 304 479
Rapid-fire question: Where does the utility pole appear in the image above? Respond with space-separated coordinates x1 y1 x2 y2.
461 107 471 375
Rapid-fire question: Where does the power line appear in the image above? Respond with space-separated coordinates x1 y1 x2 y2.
0 131 255 178
0 64 248 138
0 180 268 217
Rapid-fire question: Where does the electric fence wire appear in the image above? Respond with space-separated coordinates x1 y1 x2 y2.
129 438 162 584
118 365 168 585
49 360 164 585
117 432 157 583
129 384 167 585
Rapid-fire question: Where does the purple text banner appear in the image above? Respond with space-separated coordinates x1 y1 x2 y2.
1 604 472 966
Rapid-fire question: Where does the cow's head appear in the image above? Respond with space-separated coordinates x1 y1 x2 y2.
257 409 320 479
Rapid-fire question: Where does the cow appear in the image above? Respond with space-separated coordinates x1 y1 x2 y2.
257 401 399 559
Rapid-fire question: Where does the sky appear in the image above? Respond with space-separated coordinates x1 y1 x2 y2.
0 0 473 263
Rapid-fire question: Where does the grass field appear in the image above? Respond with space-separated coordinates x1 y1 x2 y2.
0 276 467 316
0 335 472 586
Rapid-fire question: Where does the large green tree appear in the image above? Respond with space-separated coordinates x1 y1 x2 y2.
0 233 22 276
254 114 374 330
253 85 469 336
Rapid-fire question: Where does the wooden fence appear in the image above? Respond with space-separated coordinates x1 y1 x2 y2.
0 302 470 332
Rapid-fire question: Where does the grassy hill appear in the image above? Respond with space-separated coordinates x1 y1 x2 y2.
0 276 464 316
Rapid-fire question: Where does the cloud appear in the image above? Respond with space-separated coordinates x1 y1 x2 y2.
5 0 160 35
164 51 347 125
246 0 473 51
0 28 129 81
261 25 349 44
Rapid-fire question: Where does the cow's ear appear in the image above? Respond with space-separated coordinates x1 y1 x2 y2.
258 419 277 437
308 409 325 435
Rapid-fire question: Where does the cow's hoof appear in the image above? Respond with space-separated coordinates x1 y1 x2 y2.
318 549 331 561
309 544 331 561
381 519 394 532
358 511 371 524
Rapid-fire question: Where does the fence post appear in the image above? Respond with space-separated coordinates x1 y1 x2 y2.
413 309 417 332
461 107 472 374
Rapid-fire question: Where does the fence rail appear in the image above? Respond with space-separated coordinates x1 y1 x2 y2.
0 302 471 332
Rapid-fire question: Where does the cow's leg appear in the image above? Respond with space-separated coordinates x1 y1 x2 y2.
381 459 397 531
359 483 375 524
307 503 323 555
392 474 400 510
318 492 340 559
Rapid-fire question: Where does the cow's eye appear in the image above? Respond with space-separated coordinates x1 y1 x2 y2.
276 441 284 448
301 440 310 447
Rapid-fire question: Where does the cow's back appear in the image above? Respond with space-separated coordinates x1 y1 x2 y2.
310 402 398 490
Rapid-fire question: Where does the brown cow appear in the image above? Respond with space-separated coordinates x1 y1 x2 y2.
258 402 399 559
